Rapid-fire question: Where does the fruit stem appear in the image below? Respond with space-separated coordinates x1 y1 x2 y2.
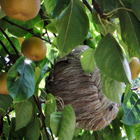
0 27 20 58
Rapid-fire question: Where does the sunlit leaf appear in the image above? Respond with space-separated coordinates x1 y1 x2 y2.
94 33 131 83
122 91 140 125
7 57 35 102
58 105 76 140
134 124 140 140
56 0 89 56
15 100 33 130
119 8 140 59
80 48 95 74
101 72 125 104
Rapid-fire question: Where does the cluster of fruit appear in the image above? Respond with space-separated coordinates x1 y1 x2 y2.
0 0 47 95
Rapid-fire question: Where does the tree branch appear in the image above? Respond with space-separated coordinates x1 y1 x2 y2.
0 27 20 58
92 0 106 19
2 18 52 45
33 95 51 140
82 0 92 13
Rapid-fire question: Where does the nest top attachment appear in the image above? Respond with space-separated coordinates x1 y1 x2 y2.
46 45 119 131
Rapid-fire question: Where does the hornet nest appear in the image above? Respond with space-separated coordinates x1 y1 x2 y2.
46 45 119 131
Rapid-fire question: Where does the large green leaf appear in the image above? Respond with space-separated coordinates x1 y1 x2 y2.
24 117 41 140
134 124 140 140
15 100 33 130
0 95 13 115
45 93 57 127
56 0 89 56
50 105 76 140
122 91 140 125
80 48 95 74
58 105 76 140
94 33 131 83
131 0 140 21
7 57 35 102
102 120 121 140
101 72 125 104
119 8 140 59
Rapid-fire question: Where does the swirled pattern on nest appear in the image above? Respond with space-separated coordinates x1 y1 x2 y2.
46 45 119 131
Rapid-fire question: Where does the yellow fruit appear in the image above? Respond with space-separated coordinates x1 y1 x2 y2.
21 37 47 61
0 72 9 95
0 0 40 21
129 57 140 80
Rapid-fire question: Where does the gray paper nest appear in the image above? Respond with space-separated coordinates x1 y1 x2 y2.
46 45 119 131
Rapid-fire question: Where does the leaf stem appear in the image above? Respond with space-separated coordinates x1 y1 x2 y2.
0 27 20 58
33 95 50 140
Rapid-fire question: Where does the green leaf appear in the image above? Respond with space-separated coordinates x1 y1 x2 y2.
134 124 140 140
0 95 13 115
15 100 33 130
3 121 10 137
50 111 62 137
58 105 76 140
103 120 121 140
119 8 140 59
101 72 125 104
7 57 35 102
97 0 119 13
56 0 89 56
94 33 131 83
124 124 135 140
132 0 140 21
81 132 95 140
24 117 41 140
44 0 70 18
122 91 140 125
80 48 95 73
45 93 57 127
10 118 25 139
0 8 6 19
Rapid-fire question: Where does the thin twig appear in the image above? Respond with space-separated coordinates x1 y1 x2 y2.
2 18 52 44
0 27 19 58
49 127 54 140
33 95 50 140
82 0 92 13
